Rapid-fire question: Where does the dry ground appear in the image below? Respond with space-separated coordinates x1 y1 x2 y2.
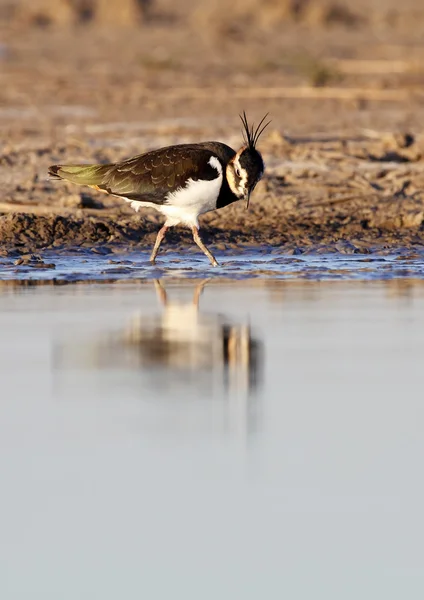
1 0 424 253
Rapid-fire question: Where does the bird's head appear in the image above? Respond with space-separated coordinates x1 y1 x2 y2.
226 112 270 208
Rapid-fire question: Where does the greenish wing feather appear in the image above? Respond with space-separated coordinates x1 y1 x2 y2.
48 164 112 185
99 146 223 203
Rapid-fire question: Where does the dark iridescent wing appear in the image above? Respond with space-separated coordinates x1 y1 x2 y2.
98 144 229 203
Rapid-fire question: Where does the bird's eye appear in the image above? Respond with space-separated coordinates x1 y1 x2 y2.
235 166 241 177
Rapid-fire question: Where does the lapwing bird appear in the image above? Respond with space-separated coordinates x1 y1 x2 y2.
48 113 269 266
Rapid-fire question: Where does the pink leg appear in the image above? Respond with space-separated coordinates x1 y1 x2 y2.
191 226 218 267
153 279 168 306
150 225 168 264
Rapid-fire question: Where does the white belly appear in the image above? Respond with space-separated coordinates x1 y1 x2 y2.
123 155 223 228
161 173 222 227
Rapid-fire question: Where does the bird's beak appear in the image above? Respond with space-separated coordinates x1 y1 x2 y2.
246 191 251 209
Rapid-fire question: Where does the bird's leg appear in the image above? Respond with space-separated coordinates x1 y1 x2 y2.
150 225 168 264
192 278 211 308
153 279 168 306
191 226 218 267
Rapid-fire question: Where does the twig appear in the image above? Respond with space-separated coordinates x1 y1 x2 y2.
303 192 380 209
0 202 117 217
328 59 423 74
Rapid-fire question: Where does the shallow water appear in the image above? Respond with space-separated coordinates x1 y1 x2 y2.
0 279 423 599
2 247 424 282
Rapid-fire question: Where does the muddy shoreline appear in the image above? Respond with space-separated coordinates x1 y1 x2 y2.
1 212 424 254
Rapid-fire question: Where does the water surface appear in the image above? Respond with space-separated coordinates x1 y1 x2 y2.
2 247 424 282
0 279 423 599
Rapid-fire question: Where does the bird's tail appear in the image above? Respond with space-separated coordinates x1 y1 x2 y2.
48 163 111 186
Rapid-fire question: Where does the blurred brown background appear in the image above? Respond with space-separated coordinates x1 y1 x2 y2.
1 0 424 127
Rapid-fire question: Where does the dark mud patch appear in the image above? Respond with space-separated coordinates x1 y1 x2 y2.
0 213 149 248
2 209 424 255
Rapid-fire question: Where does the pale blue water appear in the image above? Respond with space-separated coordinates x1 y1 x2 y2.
1 247 424 282
0 279 423 600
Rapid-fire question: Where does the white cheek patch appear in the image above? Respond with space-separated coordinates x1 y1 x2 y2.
226 168 237 197
233 155 248 196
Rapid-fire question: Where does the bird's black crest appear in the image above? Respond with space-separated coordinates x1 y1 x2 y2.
240 111 271 150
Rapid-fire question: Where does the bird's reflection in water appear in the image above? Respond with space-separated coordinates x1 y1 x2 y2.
102 280 263 400
55 281 263 428
126 280 260 386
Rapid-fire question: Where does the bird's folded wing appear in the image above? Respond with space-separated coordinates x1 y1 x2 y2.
100 146 223 203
